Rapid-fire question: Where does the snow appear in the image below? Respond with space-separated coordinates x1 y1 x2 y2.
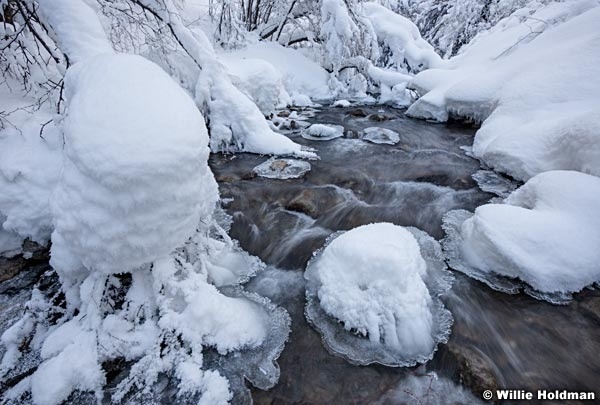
305 223 453 366
408 0 600 180
51 53 216 276
37 0 113 64
443 170 600 303
362 2 443 72
362 127 401 145
223 42 332 101
0 91 63 256
1 51 291 404
333 99 352 107
220 56 291 115
253 158 312 180
302 124 345 141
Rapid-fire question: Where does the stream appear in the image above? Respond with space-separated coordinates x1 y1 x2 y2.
209 105 600 404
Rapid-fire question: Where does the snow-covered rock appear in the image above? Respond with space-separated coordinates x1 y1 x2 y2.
302 124 345 141
362 127 401 145
305 223 453 366
253 158 312 180
408 1 600 181
443 170 600 303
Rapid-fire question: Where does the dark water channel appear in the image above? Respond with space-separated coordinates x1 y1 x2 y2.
209 105 600 404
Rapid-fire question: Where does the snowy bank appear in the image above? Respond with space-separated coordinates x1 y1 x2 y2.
443 170 600 303
407 0 600 181
305 223 453 366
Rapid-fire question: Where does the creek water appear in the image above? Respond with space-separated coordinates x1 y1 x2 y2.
209 105 600 404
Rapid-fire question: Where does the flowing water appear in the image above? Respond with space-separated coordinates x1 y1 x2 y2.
209 105 600 404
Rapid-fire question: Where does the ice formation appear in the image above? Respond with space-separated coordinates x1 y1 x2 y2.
362 127 401 145
305 223 453 366
443 170 600 303
407 1 600 181
253 158 312 180
302 124 345 141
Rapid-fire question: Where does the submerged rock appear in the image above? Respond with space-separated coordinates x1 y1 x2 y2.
362 127 401 145
253 157 311 179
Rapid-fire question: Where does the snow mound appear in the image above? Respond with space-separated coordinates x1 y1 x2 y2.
363 2 443 73
408 1 600 180
51 53 216 276
223 42 331 101
221 56 291 116
362 127 400 145
333 100 352 107
253 157 312 180
443 170 600 304
305 223 453 366
302 124 345 141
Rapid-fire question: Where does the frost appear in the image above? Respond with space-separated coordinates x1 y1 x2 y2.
302 124 345 141
305 223 453 367
253 158 312 180
362 127 401 145
443 170 600 304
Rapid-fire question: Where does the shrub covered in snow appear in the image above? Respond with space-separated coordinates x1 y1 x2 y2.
305 223 453 366
0 52 290 405
443 170 600 304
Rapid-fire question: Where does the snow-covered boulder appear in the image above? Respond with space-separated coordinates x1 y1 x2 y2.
443 170 600 303
302 124 345 141
407 1 600 181
305 223 453 366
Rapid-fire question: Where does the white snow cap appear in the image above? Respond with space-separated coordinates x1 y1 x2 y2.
51 53 218 275
444 170 600 303
305 223 453 366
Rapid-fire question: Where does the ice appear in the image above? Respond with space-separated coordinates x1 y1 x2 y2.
407 1 600 180
472 169 520 198
253 158 312 180
305 223 453 366
443 170 600 304
362 127 401 145
302 124 345 141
